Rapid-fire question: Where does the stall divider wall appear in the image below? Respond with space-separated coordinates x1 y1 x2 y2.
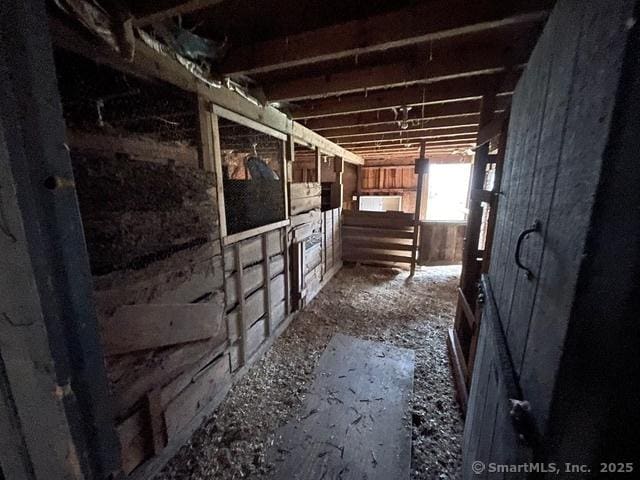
45 19 362 479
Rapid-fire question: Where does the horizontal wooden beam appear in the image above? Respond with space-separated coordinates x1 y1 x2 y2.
324 122 480 139
264 46 526 102
135 0 227 27
303 98 511 131
363 156 471 166
293 74 517 119
345 137 477 148
219 0 551 75
331 128 478 145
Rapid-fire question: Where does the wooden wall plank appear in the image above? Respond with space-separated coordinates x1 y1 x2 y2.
164 353 230 439
103 300 225 356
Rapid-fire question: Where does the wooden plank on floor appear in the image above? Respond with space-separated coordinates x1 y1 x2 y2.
269 333 415 480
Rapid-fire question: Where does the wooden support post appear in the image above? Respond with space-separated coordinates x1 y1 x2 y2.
315 147 322 183
356 165 363 210
282 139 290 220
262 235 272 337
197 97 215 171
282 228 291 315
234 243 247 365
481 112 510 273
410 140 429 276
211 113 227 238
334 156 344 209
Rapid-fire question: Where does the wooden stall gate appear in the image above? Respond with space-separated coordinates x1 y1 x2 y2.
342 211 417 267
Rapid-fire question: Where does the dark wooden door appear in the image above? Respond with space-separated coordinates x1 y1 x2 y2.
462 1 636 477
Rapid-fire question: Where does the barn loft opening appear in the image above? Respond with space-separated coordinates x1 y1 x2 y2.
1 1 639 480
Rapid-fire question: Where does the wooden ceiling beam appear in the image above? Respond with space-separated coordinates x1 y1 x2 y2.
292 73 516 119
135 1 227 27
363 156 471 166
325 122 481 139
335 132 478 146
263 46 526 102
302 98 512 130
218 0 551 75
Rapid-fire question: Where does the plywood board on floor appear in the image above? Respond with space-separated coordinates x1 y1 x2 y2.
268 333 415 480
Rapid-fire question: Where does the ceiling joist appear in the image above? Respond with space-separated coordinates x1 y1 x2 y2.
293 73 516 119
218 0 551 75
263 47 526 103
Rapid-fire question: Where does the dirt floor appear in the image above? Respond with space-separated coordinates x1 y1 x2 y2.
156 264 464 479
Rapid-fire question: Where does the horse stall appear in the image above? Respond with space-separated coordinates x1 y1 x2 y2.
21 17 361 477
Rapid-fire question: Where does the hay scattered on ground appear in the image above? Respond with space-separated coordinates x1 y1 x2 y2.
156 264 463 479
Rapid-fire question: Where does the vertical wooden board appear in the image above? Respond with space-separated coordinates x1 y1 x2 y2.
117 409 151 475
461 318 489 476
488 67 530 308
245 318 267 359
164 354 230 439
271 300 286 330
496 36 552 336
505 0 582 376
225 253 284 307
519 0 635 435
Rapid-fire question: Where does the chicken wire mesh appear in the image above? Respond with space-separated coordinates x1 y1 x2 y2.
218 117 286 235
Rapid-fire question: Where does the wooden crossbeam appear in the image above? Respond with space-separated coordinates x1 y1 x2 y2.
219 0 551 75
302 98 511 131
332 129 478 145
325 123 480 139
292 74 516 119
264 46 527 102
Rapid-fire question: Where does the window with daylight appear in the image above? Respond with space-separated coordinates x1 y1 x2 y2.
426 163 472 221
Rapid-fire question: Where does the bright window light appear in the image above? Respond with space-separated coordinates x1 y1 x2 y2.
426 163 471 221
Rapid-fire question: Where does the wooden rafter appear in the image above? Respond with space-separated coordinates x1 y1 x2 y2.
327 125 479 141
292 74 516 119
302 98 511 131
321 119 484 139
219 0 551 75
263 47 526 103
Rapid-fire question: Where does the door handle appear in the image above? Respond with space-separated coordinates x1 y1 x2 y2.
514 220 540 280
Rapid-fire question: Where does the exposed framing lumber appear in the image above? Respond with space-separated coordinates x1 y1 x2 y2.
135 0 227 27
49 18 363 164
303 98 511 131
323 120 482 138
219 1 551 75
222 219 291 247
198 97 216 171
293 75 516 119
264 47 526 102
335 131 478 145
234 243 247 366
262 235 272 337
363 156 471 166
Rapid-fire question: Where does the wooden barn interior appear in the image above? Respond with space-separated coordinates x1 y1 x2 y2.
1 0 639 479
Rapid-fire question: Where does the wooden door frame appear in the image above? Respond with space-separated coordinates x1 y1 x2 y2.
0 1 121 477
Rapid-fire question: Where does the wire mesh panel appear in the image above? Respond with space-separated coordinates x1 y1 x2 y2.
218 117 286 235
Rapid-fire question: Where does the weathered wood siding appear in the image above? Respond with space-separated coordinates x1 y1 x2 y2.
418 221 465 266
462 0 637 476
